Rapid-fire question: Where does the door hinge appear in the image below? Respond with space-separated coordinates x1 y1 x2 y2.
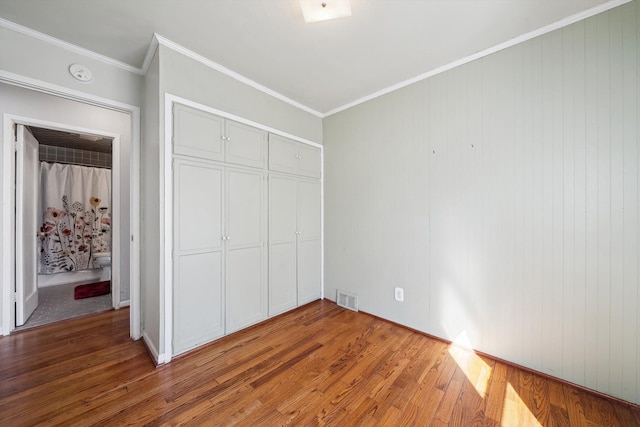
11 292 16 303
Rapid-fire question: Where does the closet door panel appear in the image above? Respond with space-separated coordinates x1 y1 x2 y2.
173 252 224 355
269 242 297 316
227 247 264 333
297 239 321 305
269 134 299 174
227 169 263 246
297 180 321 241
225 120 266 169
173 104 224 161
173 159 224 356
268 174 297 316
298 144 322 178
175 161 223 251
269 175 297 244
226 168 266 332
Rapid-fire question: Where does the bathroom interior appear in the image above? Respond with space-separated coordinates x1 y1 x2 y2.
17 126 114 329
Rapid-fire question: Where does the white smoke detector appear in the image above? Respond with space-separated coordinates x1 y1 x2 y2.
69 64 93 83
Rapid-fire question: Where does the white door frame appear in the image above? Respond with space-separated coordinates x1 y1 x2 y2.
0 72 141 339
9 116 122 318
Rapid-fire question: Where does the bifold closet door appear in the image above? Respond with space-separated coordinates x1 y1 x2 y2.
226 168 266 333
173 160 225 355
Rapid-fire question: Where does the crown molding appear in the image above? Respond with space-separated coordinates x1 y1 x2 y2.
141 34 159 74
0 16 322 117
323 0 632 117
0 18 145 75
154 34 323 118
1 0 630 118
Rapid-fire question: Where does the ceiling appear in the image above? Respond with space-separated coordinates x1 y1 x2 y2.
0 0 619 115
28 126 113 154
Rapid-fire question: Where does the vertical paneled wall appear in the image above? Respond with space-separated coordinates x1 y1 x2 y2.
324 1 639 404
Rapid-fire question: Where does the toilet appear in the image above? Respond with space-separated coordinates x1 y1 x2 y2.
94 252 111 281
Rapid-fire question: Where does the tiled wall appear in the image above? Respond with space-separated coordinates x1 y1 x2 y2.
39 144 111 168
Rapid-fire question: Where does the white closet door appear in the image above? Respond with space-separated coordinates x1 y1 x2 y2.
297 144 322 179
268 175 297 315
297 180 321 240
173 160 224 355
268 134 299 175
297 240 321 305
297 180 321 304
225 120 266 169
173 104 224 161
226 168 266 333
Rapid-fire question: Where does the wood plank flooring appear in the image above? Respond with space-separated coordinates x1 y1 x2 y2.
1 300 639 426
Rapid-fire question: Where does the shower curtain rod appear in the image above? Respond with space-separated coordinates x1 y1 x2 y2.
40 160 111 170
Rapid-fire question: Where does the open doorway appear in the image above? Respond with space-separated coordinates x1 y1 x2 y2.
16 126 116 330
1 81 139 339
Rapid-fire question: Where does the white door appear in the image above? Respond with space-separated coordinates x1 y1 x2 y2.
173 104 225 161
15 125 39 326
296 180 322 304
226 168 266 333
225 120 266 169
297 144 322 179
268 134 299 175
268 175 298 316
173 159 225 355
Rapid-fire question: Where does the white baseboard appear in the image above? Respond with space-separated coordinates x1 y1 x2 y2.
142 330 160 364
157 352 170 365
142 329 169 365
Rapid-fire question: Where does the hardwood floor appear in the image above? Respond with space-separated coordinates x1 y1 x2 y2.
1 300 639 426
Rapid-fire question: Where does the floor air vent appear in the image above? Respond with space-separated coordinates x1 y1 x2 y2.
336 289 358 312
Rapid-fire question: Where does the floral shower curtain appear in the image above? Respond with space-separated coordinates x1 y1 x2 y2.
39 162 112 274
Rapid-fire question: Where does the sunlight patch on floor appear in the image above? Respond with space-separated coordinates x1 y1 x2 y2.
447 331 492 399
501 382 542 426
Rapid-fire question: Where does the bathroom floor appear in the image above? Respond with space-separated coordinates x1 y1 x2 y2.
16 282 113 330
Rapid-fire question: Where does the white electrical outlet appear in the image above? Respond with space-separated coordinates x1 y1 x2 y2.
394 287 404 302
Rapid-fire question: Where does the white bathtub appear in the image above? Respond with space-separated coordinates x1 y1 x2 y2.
38 269 103 288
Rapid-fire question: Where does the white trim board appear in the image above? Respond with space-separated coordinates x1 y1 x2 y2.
0 70 139 114
0 18 144 75
0 16 322 118
142 330 166 365
0 73 142 340
1 0 630 118
323 0 632 116
154 35 323 118
141 34 160 75
162 94 174 363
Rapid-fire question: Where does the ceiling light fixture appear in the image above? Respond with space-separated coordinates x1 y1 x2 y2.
299 0 352 23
